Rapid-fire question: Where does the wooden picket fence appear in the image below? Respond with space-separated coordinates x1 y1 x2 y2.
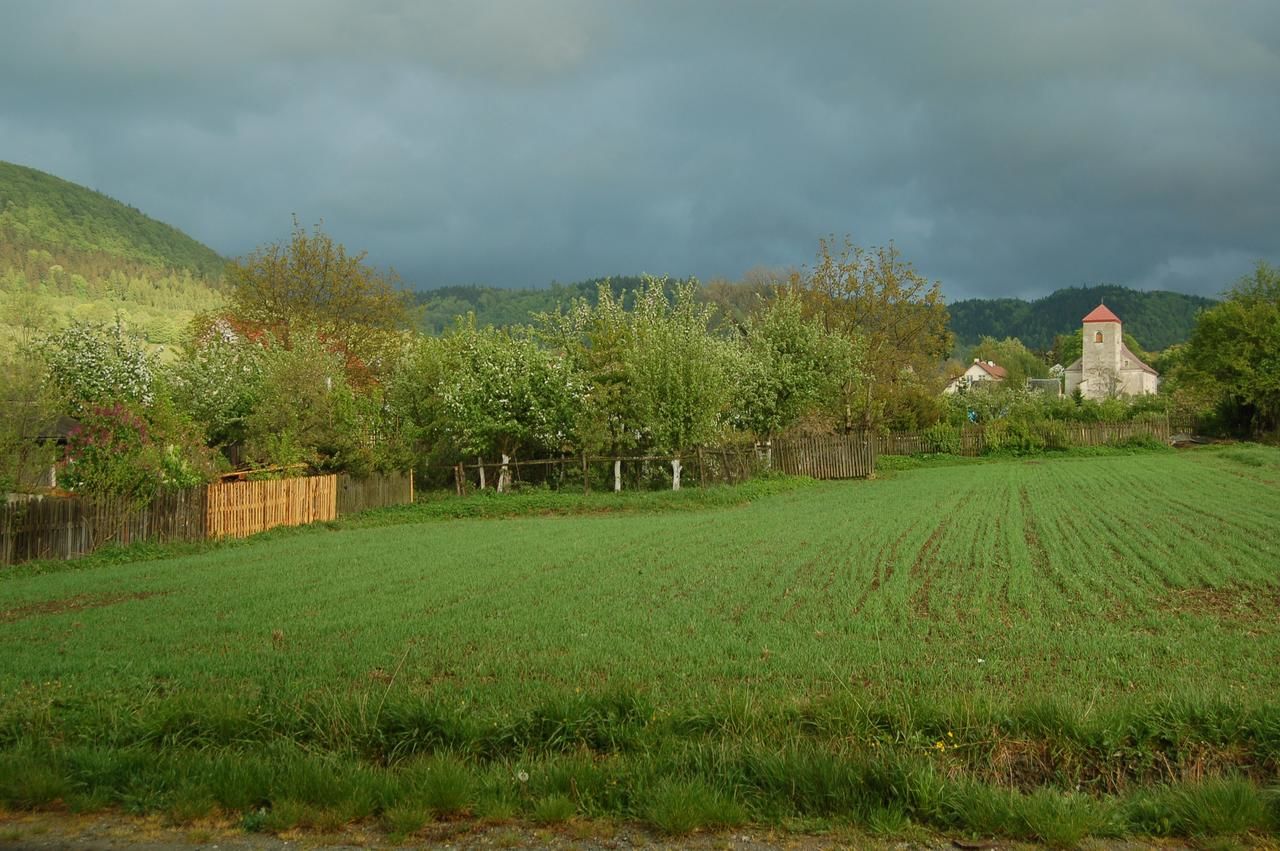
878 429 985 456
1 471 415 566
772 435 877 480
205 476 338 540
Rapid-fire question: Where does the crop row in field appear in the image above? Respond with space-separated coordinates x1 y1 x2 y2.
2 446 1278 840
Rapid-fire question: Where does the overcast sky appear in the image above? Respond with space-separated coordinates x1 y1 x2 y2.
2 1 1277 299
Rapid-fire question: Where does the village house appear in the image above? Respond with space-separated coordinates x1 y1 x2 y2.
944 359 1007 394
1063 304 1158 400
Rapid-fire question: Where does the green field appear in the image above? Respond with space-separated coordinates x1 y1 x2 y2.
3 447 1279 842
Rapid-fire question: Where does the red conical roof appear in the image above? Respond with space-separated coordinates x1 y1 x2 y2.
1082 304 1121 323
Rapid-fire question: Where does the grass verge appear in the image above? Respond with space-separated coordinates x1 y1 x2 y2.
2 475 820 580
0 690 1277 840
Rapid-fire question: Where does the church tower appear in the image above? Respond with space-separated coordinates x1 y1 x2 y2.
1080 303 1122 398
1063 303 1158 399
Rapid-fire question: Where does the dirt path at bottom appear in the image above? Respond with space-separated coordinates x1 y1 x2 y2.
0 812 1229 851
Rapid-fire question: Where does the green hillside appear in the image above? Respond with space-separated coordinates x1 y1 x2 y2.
949 285 1216 352
0 161 224 277
0 162 225 349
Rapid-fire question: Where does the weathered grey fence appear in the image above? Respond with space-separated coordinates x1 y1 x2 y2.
874 418 1172 457
337 472 415 516
772 435 877 479
2 471 415 567
0 489 208 565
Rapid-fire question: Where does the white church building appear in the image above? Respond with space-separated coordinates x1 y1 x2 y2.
1063 304 1158 400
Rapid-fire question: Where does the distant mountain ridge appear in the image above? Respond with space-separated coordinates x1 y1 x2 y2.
418 279 1216 353
0 160 224 278
948 285 1216 352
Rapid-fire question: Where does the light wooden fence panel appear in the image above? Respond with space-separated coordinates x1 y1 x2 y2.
205 476 338 540
772 435 876 479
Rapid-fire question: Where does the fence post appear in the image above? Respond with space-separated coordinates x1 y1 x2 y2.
697 447 706 488
454 463 464 497
582 452 590 494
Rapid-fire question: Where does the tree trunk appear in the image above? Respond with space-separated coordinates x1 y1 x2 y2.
498 453 511 493
671 457 682 491
613 459 622 492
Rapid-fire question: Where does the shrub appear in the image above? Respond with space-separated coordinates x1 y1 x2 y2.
923 422 962 454
38 319 157 415
59 403 159 500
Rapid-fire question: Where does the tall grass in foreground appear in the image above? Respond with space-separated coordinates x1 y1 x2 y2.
0 731 1275 839
1 685 1277 838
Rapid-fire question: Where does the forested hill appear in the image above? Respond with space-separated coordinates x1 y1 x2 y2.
949 285 1216 351
417 276 662 334
0 161 226 347
0 161 225 278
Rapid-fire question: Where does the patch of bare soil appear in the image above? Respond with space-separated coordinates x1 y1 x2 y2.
0 592 166 625
1162 586 1280 622
0 811 1220 851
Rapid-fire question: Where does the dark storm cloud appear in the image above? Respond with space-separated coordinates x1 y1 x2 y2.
2 0 1277 298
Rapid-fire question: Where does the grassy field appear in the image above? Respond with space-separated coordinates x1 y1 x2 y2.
2 446 1279 842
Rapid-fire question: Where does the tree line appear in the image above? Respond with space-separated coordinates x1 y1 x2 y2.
2 221 1276 498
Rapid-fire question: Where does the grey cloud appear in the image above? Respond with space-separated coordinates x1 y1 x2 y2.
1 0 1277 299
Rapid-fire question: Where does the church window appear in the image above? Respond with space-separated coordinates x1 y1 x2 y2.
1094 331 1103 344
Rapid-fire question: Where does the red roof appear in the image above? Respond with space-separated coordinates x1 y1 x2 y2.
974 360 1007 379
1082 304 1122 323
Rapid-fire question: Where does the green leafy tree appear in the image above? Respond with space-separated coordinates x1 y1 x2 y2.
242 334 376 473
792 237 951 430
59 403 159 501
226 219 412 382
0 352 65 493
1180 262 1280 434
1 290 66 492
38 319 156 414
626 278 733 488
166 329 265 448
1050 331 1082 368
731 288 864 440
438 319 581 490
536 283 639 460
385 335 455 473
969 336 1049 386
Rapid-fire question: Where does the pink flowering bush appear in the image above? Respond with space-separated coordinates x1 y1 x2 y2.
60 403 160 499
